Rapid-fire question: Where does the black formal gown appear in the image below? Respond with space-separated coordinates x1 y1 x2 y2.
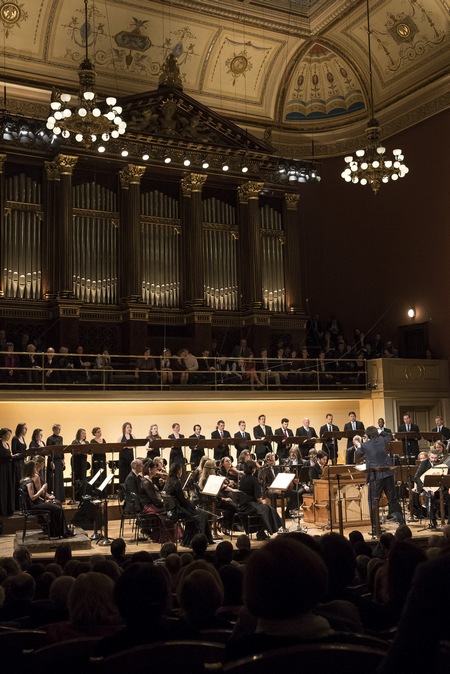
11 435 27 510
239 473 281 534
119 434 134 485
46 433 65 503
0 441 14 516
22 477 69 538
165 478 213 545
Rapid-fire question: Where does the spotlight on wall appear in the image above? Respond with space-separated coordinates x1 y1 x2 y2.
164 153 172 164
407 307 416 319
142 153 150 161
121 148 129 157
241 164 249 173
222 161 230 172
201 158 210 169
183 157 191 167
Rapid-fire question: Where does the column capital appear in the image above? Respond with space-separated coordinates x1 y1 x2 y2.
237 181 265 204
119 164 146 188
181 173 207 196
0 154 6 173
44 160 60 181
54 154 78 175
284 193 301 210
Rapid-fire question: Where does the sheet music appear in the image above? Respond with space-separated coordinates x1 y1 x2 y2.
88 469 104 485
97 473 114 492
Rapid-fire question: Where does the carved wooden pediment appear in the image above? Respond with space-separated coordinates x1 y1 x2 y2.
121 85 273 154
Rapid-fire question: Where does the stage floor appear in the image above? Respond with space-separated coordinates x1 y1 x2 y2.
0 510 443 561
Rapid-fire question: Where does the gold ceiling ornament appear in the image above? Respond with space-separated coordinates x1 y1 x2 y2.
284 193 301 210
341 0 408 194
53 154 78 176
46 0 126 151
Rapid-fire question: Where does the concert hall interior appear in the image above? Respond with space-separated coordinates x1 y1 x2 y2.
0 2 449 668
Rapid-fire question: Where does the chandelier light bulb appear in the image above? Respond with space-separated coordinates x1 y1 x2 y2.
92 108 101 117
106 111 115 121
142 153 150 160
361 162 368 170
78 107 87 117
75 133 83 142
372 160 380 168
50 101 61 111
106 97 117 106
101 133 110 141
83 91 95 101
60 93 71 103
112 106 122 114
355 149 365 157
53 126 61 135
98 145 105 153
111 130 119 138
63 108 72 118
121 149 128 157
54 111 63 120
61 129 70 139
183 158 191 166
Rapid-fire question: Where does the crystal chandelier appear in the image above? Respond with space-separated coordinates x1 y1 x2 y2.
46 0 126 150
341 0 408 194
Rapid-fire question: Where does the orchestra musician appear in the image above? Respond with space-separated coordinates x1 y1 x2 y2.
123 458 144 515
411 443 447 527
164 463 214 546
198 458 239 533
139 460 178 543
239 460 282 540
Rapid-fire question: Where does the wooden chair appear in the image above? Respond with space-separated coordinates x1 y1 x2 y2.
0 629 46 663
23 636 101 671
91 640 225 674
18 486 51 543
224 642 387 674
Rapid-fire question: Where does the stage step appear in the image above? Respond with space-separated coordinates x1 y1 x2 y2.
13 527 92 553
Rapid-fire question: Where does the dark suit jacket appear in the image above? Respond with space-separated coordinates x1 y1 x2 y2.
309 461 323 482
234 430 251 452
188 434 205 467
274 427 293 458
397 423 420 457
319 423 340 459
296 426 318 439
432 426 450 441
211 429 231 459
358 435 393 483
253 424 273 440
123 471 142 513
344 421 365 448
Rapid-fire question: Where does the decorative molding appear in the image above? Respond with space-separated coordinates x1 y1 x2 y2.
140 215 181 228
284 193 301 210
0 154 6 173
119 164 146 187
44 160 60 181
261 229 286 244
181 173 207 195
237 181 265 203
73 208 119 219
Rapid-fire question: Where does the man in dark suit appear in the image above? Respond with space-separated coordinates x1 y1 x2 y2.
231 338 252 360
356 426 404 530
319 413 340 465
274 418 293 462
296 417 318 459
211 419 231 461
253 414 273 462
343 411 365 464
234 420 251 454
188 424 206 468
377 418 392 436
123 458 143 514
432 416 450 442
397 413 420 460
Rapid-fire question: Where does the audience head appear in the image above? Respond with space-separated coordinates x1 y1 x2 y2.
68 572 117 626
320 533 356 598
244 536 327 619
114 563 169 627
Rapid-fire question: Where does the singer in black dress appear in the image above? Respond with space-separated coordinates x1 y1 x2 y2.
0 428 14 516
90 427 107 477
239 460 282 539
71 428 89 483
12 422 28 510
46 424 66 503
119 422 135 485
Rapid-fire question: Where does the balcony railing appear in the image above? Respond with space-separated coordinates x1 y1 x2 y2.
0 351 369 392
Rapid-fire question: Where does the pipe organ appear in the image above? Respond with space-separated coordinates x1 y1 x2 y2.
72 182 118 304
2 172 43 300
0 154 305 353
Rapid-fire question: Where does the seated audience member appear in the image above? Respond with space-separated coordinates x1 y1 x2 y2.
226 536 331 661
319 532 391 630
0 572 35 621
177 567 231 630
46 571 120 643
96 563 196 657
29 575 75 627
110 538 129 568
233 534 252 563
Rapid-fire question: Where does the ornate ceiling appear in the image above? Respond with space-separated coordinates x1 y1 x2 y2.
0 0 449 157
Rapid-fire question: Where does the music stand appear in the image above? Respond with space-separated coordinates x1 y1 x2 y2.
420 471 450 530
270 471 296 528
201 475 226 538
95 473 115 546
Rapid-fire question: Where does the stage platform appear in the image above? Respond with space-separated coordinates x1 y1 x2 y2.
0 512 444 562
12 526 92 553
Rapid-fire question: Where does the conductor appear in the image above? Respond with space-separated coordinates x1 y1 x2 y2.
356 426 404 527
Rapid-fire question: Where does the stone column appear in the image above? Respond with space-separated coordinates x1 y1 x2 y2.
50 154 78 298
0 155 6 298
119 164 146 302
180 173 207 307
237 181 264 310
283 193 303 312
